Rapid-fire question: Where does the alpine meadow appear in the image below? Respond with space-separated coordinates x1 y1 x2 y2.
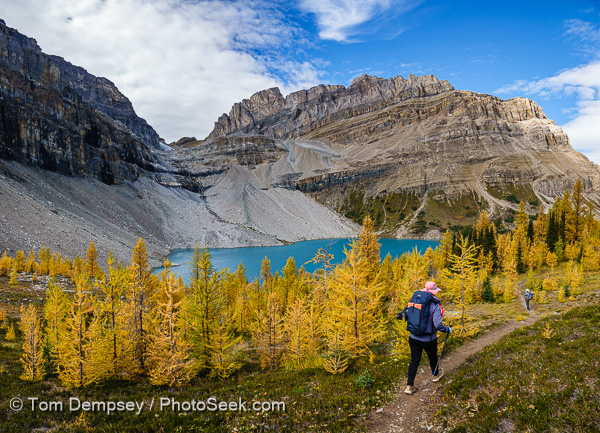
2 4 600 432
1 179 600 431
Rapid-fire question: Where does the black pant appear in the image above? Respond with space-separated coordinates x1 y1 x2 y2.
407 337 438 386
526 299 530 310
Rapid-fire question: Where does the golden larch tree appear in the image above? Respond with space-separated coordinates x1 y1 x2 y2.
253 293 284 369
186 246 222 369
148 260 197 386
56 274 103 387
443 236 478 334
124 238 155 375
44 279 69 365
19 303 45 381
95 252 132 379
326 243 385 358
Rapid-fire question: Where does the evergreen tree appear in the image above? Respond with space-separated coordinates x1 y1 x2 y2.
515 241 527 274
481 276 494 302
19 303 45 381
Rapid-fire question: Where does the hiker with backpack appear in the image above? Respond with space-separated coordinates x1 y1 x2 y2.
524 288 534 311
401 281 451 395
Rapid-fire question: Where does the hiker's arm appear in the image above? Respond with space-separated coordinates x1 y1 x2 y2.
432 305 450 333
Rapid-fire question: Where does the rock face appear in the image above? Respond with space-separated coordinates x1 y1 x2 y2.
209 74 454 139
204 76 600 236
0 19 160 184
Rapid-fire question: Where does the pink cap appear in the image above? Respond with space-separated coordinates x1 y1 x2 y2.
425 281 441 292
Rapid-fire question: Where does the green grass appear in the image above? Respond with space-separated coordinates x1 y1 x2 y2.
0 315 413 433
438 302 600 432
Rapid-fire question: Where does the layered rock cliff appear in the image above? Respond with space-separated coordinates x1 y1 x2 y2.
209 74 454 139
203 76 600 237
0 19 161 185
0 20 358 263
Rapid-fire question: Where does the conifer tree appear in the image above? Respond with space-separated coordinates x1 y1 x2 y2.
9 265 18 285
148 260 197 386
15 250 26 272
209 311 241 378
124 238 154 375
572 179 585 241
326 243 385 358
438 230 453 269
38 247 51 275
25 250 38 274
502 260 518 303
322 318 349 374
282 299 312 369
95 253 132 379
356 215 381 282
443 236 478 333
5 323 16 340
44 280 69 365
56 274 102 387
0 251 12 276
481 275 494 302
404 247 429 291
85 241 99 279
253 293 284 369
187 246 222 369
19 303 45 381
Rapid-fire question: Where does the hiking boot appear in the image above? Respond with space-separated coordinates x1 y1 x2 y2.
432 368 444 383
404 385 417 395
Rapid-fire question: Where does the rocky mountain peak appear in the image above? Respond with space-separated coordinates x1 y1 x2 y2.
208 73 454 140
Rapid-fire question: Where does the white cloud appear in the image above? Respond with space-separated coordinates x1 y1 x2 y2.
496 19 600 164
0 0 324 142
299 0 418 42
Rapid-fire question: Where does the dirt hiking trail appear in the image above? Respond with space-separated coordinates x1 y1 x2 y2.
368 292 538 433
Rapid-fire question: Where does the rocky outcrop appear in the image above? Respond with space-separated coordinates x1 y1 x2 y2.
209 74 454 139
0 19 162 185
203 77 600 236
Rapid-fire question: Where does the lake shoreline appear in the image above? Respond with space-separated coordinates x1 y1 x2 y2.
153 238 441 283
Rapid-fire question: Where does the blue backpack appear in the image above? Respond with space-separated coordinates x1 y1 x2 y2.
406 291 436 336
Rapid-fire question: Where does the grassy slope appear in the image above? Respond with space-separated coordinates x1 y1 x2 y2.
438 289 600 432
0 265 599 432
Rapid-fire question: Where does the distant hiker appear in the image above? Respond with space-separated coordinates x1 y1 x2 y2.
403 281 451 395
524 288 534 311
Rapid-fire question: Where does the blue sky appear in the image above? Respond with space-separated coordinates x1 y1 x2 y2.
1 0 599 161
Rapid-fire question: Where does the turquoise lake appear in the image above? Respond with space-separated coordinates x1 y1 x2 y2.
154 238 439 284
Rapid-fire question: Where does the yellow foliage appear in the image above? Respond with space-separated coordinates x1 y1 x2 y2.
542 323 554 339
5 323 16 340
253 293 284 369
9 266 18 285
537 290 548 304
322 319 349 374
55 274 104 387
148 261 198 386
325 244 385 358
19 303 45 381
545 252 558 268
558 287 566 303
